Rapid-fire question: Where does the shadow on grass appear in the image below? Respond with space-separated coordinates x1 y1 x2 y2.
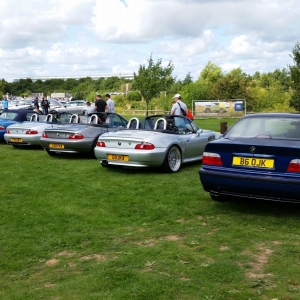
214 196 300 217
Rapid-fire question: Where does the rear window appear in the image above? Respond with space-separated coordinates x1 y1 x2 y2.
225 117 300 140
0 112 18 120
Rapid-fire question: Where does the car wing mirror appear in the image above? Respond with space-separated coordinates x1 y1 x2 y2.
197 129 203 136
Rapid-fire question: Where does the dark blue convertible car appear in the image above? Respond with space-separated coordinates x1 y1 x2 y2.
199 113 300 203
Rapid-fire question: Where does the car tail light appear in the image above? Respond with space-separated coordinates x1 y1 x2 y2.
42 133 49 138
135 142 155 150
68 134 84 140
6 129 10 134
26 130 38 135
0 126 6 130
96 141 106 147
202 152 222 166
287 159 300 172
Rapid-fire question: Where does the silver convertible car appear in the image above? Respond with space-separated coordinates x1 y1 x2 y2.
94 115 220 172
39 112 128 157
4 112 73 147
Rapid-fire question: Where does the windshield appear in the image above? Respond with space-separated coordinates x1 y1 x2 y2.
225 117 300 140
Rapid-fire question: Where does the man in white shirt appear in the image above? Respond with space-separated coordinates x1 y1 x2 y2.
85 101 96 115
105 94 115 113
170 94 187 116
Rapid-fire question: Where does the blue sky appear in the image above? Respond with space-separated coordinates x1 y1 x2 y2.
0 0 299 82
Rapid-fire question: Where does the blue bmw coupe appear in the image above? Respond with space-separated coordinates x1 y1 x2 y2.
199 113 300 203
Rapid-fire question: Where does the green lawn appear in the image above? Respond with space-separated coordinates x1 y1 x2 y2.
1 119 300 299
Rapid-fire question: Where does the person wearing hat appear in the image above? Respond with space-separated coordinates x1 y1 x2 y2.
105 94 115 113
170 94 187 116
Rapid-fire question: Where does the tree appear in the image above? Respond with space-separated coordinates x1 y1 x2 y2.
133 54 174 115
212 68 249 100
289 41 300 111
198 61 223 84
182 72 193 85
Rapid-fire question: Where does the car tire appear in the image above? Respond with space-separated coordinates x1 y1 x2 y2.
46 149 58 156
162 146 182 173
89 139 98 158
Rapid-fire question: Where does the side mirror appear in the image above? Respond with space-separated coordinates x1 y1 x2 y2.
197 129 203 136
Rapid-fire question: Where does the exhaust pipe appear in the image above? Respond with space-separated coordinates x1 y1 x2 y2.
101 160 108 167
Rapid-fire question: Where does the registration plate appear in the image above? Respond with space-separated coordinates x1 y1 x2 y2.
49 143 64 149
10 138 22 142
232 156 274 169
107 154 129 161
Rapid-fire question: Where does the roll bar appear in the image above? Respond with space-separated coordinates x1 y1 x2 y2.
69 114 79 123
45 114 53 122
154 118 167 130
89 114 99 124
127 117 140 129
30 113 39 121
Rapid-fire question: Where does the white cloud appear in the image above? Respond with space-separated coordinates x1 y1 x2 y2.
0 0 299 82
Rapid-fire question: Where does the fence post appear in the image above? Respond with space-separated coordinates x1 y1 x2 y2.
220 122 227 134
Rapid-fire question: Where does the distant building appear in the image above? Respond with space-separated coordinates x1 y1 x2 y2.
13 73 134 82
31 93 43 98
51 93 66 98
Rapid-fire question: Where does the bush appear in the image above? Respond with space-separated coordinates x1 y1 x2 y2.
130 101 146 110
113 94 127 107
126 91 142 101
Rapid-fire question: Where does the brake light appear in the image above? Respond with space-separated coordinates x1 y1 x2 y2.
96 141 106 147
0 126 6 130
287 159 300 172
26 130 38 135
135 142 155 150
68 134 84 140
6 129 10 134
202 152 222 166
42 133 49 138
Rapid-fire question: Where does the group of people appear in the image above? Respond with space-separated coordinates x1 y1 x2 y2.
3 93 193 120
33 96 50 115
85 94 115 116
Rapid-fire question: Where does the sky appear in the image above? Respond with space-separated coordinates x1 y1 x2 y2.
0 0 299 82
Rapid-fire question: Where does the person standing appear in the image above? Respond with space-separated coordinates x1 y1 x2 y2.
105 94 115 113
2 96 9 110
41 96 50 115
33 97 40 111
170 94 187 116
94 95 107 122
85 101 96 115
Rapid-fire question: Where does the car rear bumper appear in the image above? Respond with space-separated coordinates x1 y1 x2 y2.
94 147 167 167
4 134 42 146
40 138 94 153
199 167 300 202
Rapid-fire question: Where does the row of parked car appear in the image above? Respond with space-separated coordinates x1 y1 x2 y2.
1 108 300 203
0 108 219 174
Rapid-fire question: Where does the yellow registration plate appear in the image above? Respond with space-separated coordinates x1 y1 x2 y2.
107 154 129 161
49 143 64 149
232 156 274 169
10 138 22 142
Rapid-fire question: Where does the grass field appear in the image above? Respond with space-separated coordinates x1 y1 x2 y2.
1 118 300 300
